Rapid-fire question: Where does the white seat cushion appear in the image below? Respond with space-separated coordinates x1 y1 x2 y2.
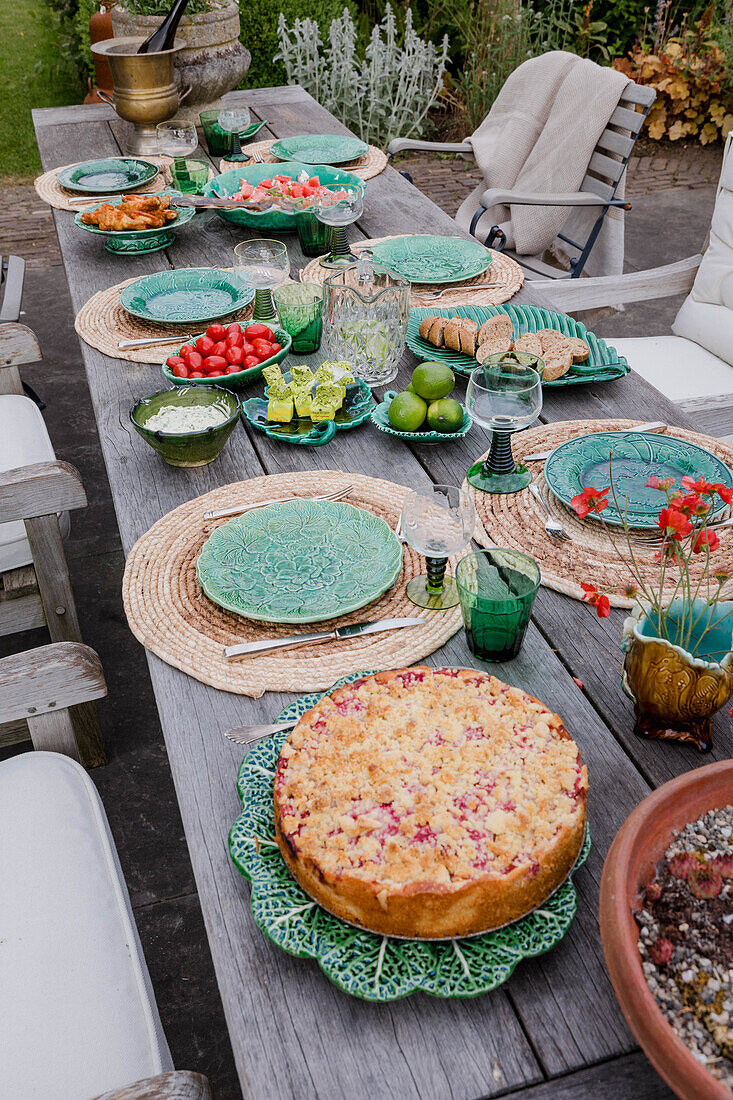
0 752 173 1099
0 393 70 572
609 334 733 404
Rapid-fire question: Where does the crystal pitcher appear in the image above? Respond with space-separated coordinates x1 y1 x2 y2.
322 265 410 387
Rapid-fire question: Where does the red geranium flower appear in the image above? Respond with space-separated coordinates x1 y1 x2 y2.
681 476 717 495
658 506 692 540
646 475 676 491
580 582 611 617
680 492 711 517
571 486 610 518
713 482 733 505
692 528 720 554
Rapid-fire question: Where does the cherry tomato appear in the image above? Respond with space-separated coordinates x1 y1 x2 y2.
225 322 242 335
254 343 274 360
211 340 227 357
243 354 260 370
171 363 189 378
225 345 244 366
187 351 203 371
226 331 244 348
203 355 228 374
244 323 273 341
166 355 185 369
195 335 215 356
224 365 242 374
269 342 282 354
241 340 254 356
206 323 226 341
179 344 195 359
189 371 205 378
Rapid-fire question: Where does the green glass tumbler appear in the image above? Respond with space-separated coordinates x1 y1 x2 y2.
273 284 324 354
296 212 332 257
456 548 540 662
170 158 209 195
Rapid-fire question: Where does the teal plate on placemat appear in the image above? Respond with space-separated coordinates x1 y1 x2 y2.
197 499 403 623
371 390 472 445
120 268 254 324
371 236 492 285
228 670 591 1001
57 157 159 193
544 432 733 528
270 133 369 165
74 194 196 255
407 305 630 387
242 375 375 446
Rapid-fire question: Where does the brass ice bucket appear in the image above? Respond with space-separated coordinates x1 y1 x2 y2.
91 37 183 155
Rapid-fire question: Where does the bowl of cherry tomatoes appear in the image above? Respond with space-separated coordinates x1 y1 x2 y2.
162 321 291 391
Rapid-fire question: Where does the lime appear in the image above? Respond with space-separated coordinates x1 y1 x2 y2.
427 398 465 433
411 361 455 401
406 380 416 394
388 391 428 432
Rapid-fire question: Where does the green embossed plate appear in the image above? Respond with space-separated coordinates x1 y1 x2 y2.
242 374 375 444
371 390 472 445
57 157 159 193
544 432 733 528
228 670 591 1001
407 305 630 387
120 268 254 324
197 500 403 623
270 133 369 165
370 236 492 285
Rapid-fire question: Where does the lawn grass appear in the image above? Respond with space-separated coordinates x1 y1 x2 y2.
0 0 84 182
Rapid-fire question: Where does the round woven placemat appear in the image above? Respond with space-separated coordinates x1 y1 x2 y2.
466 418 733 609
219 139 388 181
74 275 255 364
300 236 524 307
35 156 216 212
122 470 464 697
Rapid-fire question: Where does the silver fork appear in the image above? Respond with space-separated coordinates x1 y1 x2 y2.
249 150 265 163
203 484 353 521
225 720 294 747
417 282 507 300
528 483 570 542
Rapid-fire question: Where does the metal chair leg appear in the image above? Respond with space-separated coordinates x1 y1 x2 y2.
399 169 413 183
485 226 507 251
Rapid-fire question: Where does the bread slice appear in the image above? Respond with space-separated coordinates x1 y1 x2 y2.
567 336 590 363
444 318 478 355
539 343 572 381
418 316 442 340
478 314 513 345
424 317 450 347
514 332 543 357
476 334 513 363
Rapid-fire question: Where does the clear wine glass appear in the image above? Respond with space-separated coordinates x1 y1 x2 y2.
217 106 252 161
233 239 290 323
156 120 198 184
465 359 543 494
313 188 364 268
400 484 476 610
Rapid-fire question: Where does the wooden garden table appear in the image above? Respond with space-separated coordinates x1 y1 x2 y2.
34 86 718 1100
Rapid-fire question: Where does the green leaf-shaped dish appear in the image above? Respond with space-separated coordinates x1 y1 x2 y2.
544 431 733 528
197 500 403 623
270 133 369 165
371 390 472 445
228 670 591 1001
371 236 492 285
407 305 630 387
120 268 254 325
57 157 158 193
242 375 375 445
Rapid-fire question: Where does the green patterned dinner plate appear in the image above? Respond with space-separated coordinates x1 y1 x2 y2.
371 390 472 445
544 432 733 528
120 268 254 324
370 236 492 285
228 670 591 1001
408 305 630 387
57 157 159 193
197 499 403 623
242 374 375 445
269 133 369 165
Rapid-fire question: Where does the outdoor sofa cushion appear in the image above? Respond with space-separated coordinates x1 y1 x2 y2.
0 392 70 572
609 335 733 403
0 752 173 1098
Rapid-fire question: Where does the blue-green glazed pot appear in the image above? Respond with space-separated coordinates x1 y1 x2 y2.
130 385 239 467
202 162 365 230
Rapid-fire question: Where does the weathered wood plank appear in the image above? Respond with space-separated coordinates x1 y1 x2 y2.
27 707 81 760
92 1070 212 1100
0 590 46 634
2 564 37 595
0 641 106 724
0 460 86 522
501 1052 675 1099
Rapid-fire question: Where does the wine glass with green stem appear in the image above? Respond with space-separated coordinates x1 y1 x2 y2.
233 239 290 324
313 187 364 268
401 484 476 610
465 359 543 493
217 106 252 161
156 120 198 189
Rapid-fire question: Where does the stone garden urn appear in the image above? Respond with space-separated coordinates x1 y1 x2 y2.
111 0 250 116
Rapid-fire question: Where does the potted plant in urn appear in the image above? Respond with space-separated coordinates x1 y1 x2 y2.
111 0 250 113
575 473 733 752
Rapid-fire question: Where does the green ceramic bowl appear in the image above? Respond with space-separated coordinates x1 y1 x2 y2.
161 328 292 391
74 195 196 255
371 390 472 446
202 162 366 230
130 385 239 467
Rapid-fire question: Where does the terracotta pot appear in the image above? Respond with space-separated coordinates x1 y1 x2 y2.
621 599 733 752
600 761 733 1100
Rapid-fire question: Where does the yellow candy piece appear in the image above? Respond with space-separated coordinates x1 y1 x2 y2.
267 396 294 423
315 382 343 410
309 399 337 422
290 365 315 388
294 388 313 417
262 364 284 387
314 365 335 385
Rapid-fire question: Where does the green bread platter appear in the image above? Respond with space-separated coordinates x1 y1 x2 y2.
371 390 472 445
269 133 369 165
196 499 403 623
161 328 292 391
370 235 492 285
228 670 591 1001
544 431 733 528
203 162 366 230
57 157 158 193
120 268 254 325
407 304 630 387
74 194 196 255
241 374 375 446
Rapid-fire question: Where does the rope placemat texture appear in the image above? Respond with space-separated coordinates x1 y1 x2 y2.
33 156 206 212
300 237 524 308
466 418 733 609
75 275 254 364
219 139 388 181
122 470 464 697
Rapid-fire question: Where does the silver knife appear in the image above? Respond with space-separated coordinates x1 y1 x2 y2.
119 333 193 350
524 421 667 462
224 616 426 659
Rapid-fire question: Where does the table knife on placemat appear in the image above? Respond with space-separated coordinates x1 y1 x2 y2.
224 616 425 659
524 421 667 462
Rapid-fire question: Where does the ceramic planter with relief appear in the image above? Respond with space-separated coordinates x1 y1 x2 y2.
621 598 733 752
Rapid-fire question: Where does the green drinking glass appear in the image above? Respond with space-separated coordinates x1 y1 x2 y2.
456 548 540 661
296 212 332 257
273 284 324 353
170 158 209 194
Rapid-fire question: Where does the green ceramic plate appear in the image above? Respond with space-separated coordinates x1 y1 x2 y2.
371 390 472 445
544 432 733 528
270 133 369 165
120 268 254 324
57 157 159 193
161 328 292 392
203 162 365 230
74 194 196 255
242 374 375 445
407 305 630 387
197 499 403 623
370 236 492 285
228 670 591 1001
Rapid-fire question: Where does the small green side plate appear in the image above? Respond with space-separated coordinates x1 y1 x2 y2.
57 157 158 193
371 391 472 445
544 431 733 528
242 374 375 445
270 133 369 165
120 268 254 325
228 670 591 1001
371 236 492 285
197 500 403 623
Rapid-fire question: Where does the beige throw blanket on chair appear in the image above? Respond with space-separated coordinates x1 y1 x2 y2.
455 51 631 277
